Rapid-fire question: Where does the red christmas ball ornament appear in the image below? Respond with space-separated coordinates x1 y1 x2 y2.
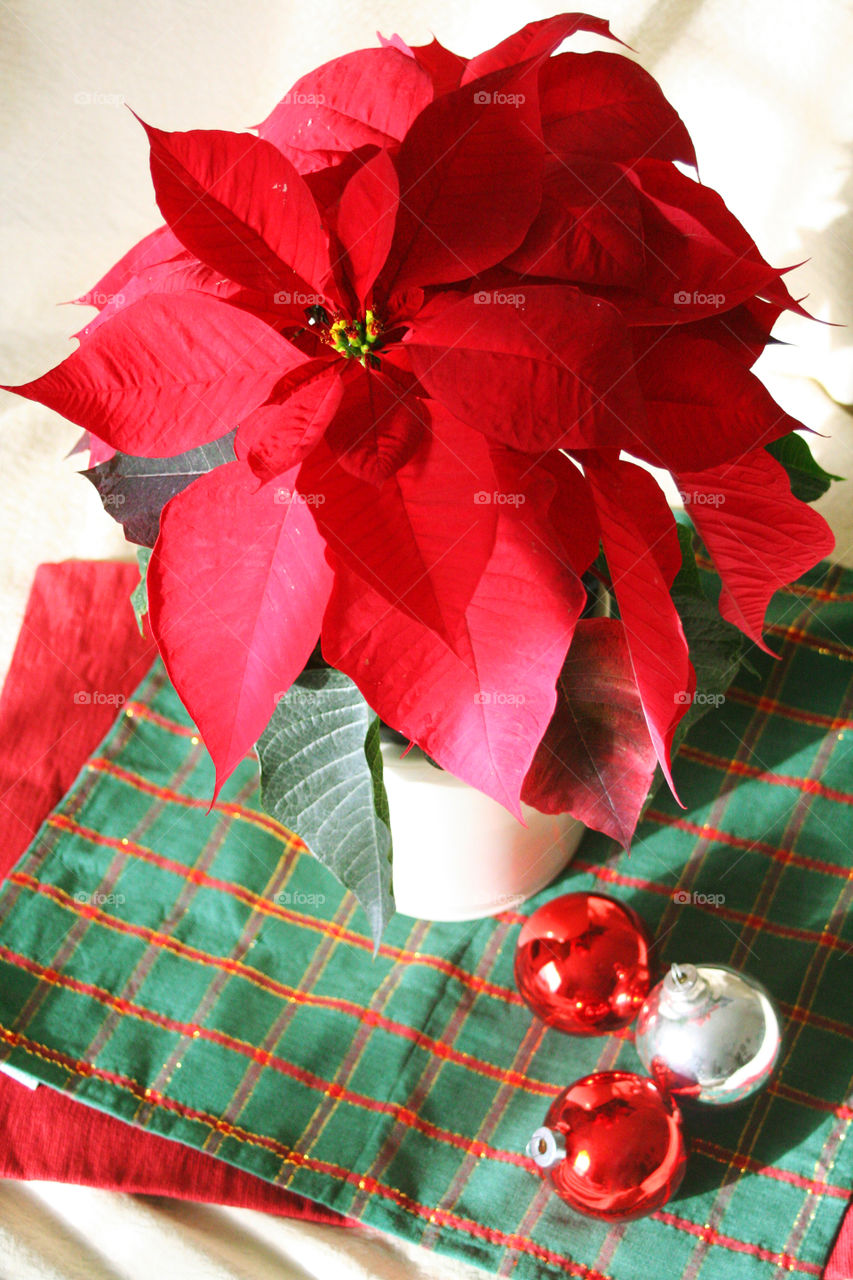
526 1071 687 1221
514 892 653 1034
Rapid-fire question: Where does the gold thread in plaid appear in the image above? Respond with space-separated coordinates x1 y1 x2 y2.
203 896 362 1159
425 929 630 1258
280 914 434 1193
0 561 849 1280
0 702 140 941
361 920 516 1229
677 569 852 1279
78 769 249 1068
130 774 284 1126
496 581 825 1277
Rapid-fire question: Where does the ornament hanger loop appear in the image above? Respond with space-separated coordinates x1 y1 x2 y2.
526 1126 566 1169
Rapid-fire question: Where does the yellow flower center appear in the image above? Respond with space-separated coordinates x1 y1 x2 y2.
327 310 383 365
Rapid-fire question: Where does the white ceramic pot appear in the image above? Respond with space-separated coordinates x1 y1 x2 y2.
382 742 584 922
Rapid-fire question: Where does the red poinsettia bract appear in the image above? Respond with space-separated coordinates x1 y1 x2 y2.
4 14 834 842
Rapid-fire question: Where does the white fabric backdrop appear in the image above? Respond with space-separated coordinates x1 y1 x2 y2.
1 1 851 1275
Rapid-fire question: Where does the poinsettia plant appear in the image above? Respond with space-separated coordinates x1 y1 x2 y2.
5 14 838 944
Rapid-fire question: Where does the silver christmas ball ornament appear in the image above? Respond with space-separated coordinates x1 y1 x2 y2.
635 962 782 1106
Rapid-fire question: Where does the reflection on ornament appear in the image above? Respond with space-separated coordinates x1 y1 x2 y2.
514 892 653 1034
635 962 782 1105
526 1070 686 1220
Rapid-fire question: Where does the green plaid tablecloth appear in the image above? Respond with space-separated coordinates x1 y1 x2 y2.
0 561 851 1279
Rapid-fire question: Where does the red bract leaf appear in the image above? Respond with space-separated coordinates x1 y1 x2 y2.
141 122 332 301
675 298 783 368
87 435 116 466
384 287 425 327
259 47 433 161
623 160 802 322
336 148 399 308
141 121 331 300
4 294 307 457
73 224 184 308
322 456 586 815
300 407 497 643
324 366 427 486
540 52 697 167
394 35 467 96
583 454 693 796
73 253 298 341
380 64 545 294
631 333 799 472
405 285 643 452
303 145 381 216
527 450 600 576
521 617 658 846
67 430 116 466
376 31 413 55
239 359 344 482
73 249 194 337
148 459 333 793
461 13 621 83
676 450 835 653
506 159 644 288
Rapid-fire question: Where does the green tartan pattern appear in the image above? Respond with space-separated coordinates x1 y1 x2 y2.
0 561 851 1279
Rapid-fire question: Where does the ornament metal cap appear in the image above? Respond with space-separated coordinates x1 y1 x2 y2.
526 1126 566 1169
661 962 710 1008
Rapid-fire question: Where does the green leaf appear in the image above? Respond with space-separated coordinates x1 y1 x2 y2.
766 433 843 504
83 429 237 547
669 589 747 756
130 547 152 636
364 716 391 830
256 667 394 948
671 511 703 598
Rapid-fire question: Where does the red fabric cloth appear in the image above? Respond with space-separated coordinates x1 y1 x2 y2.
825 1211 853 1280
0 561 156 853
0 560 352 1225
